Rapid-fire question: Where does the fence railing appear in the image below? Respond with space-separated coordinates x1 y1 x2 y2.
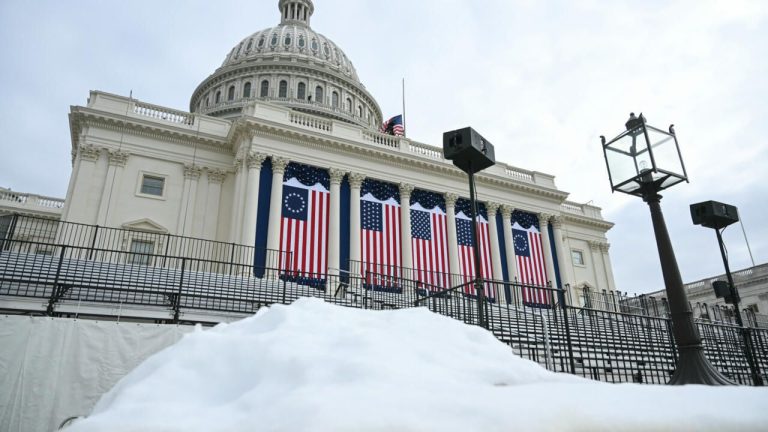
1 213 766 386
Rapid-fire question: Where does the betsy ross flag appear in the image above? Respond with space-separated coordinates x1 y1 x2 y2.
512 211 551 307
279 164 330 283
380 114 405 136
361 179 401 290
410 193 450 291
456 209 495 298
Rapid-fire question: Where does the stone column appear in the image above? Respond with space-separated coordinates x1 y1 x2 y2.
486 202 505 303
204 169 226 241
97 150 129 227
551 216 574 301
327 168 345 278
348 173 365 275
588 240 605 291
399 183 415 280
538 213 558 288
444 193 461 287
265 156 289 269
63 145 101 224
600 242 617 292
180 164 202 237
241 152 267 247
501 205 518 283
229 156 245 243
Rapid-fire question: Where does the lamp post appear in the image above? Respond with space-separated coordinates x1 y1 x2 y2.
601 113 733 385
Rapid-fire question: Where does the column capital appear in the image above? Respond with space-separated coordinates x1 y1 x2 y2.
551 215 565 229
329 168 345 185
399 183 415 199
348 172 366 189
501 205 514 219
600 242 611 253
247 152 267 169
271 156 289 174
486 202 500 216
588 240 602 251
444 193 458 208
107 149 129 167
538 212 554 227
184 164 203 180
207 168 227 184
78 144 101 162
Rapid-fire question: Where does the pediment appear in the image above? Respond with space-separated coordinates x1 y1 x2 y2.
121 218 168 234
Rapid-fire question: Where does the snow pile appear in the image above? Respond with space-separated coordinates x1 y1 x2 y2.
66 298 768 432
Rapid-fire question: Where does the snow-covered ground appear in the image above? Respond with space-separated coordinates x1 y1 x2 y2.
65 299 767 432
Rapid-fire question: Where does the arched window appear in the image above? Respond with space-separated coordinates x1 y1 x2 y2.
260 80 270 98
298 35 305 48
215 91 221 103
270 33 278 47
279 80 288 98
297 82 306 100
284 35 292 46
243 82 252 98
332 91 339 108
227 85 235 101
246 39 253 51
357 106 363 117
315 86 324 104
346 98 352 113
205 97 209 107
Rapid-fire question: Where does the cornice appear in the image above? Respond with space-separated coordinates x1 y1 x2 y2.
246 121 570 204
69 108 232 155
561 212 615 231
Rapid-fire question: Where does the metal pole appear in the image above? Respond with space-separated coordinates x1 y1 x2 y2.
467 163 487 329
715 228 763 385
643 188 733 385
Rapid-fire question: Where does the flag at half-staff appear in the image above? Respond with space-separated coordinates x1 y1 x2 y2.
380 114 405 137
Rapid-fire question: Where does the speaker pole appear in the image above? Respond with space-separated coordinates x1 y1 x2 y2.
467 162 487 329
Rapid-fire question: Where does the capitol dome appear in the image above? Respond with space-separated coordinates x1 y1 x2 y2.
190 0 382 129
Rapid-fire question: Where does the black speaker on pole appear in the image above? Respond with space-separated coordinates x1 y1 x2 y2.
443 127 496 173
690 200 739 229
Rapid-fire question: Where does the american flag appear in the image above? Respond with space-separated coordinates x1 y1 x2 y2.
455 199 495 298
512 211 551 307
361 179 401 290
279 163 330 283
379 114 404 137
410 190 449 291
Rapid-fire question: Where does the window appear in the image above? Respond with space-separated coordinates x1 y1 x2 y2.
246 39 253 51
35 247 53 256
315 86 324 103
258 37 265 48
346 98 352 113
311 39 318 52
227 85 235 101
298 35 305 48
357 106 363 117
140 175 165 197
332 91 339 108
129 239 154 266
215 91 221 103
279 80 288 98
747 304 760 313
243 82 252 98
270 34 278 47
205 97 209 107
571 250 585 266
260 80 270 97
284 35 292 46
297 82 306 100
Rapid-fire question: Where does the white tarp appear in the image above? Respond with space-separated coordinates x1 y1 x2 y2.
0 315 193 432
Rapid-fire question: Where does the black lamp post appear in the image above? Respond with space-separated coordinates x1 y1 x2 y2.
601 113 733 385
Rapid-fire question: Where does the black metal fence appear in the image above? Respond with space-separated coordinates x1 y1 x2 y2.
1 213 766 385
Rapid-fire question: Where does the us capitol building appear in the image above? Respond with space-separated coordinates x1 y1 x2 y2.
1 0 616 306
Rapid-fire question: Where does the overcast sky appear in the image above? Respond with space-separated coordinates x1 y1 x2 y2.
0 0 765 295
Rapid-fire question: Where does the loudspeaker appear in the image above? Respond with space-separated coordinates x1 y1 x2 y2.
443 127 496 173
690 200 739 229
712 280 735 304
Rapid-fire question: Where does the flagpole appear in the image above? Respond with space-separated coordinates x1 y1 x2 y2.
402 78 406 138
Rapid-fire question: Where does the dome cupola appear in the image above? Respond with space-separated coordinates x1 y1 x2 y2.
279 0 314 26
190 0 382 129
